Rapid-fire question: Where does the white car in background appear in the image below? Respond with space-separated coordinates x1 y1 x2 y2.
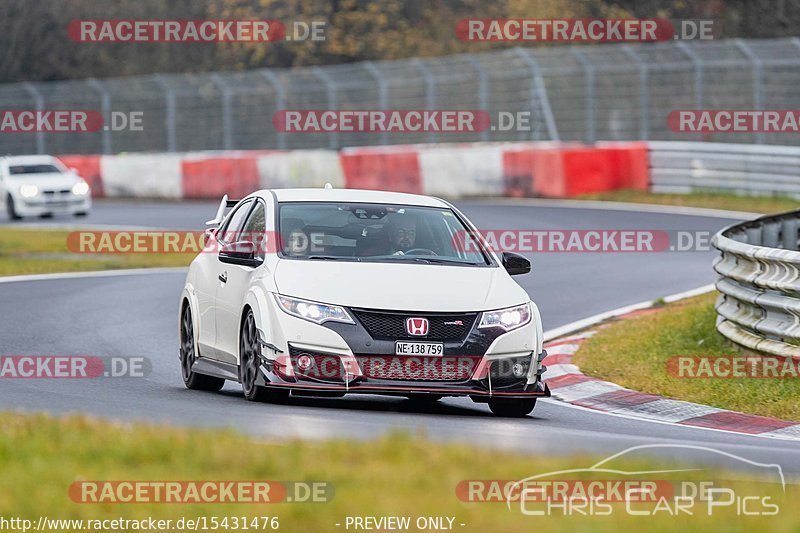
179 188 549 417
1 155 91 220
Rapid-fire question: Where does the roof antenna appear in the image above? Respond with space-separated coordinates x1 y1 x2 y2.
324 182 333 190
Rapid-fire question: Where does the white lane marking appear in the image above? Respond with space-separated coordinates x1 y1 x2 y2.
760 425 800 439
611 399 724 423
0 267 188 285
549 380 622 402
540 398 800 443
544 283 716 342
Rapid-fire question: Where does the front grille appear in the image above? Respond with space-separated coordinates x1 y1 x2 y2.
351 309 477 341
356 355 479 381
288 346 346 383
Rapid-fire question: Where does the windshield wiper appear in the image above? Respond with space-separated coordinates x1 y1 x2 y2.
305 255 360 261
379 256 480 265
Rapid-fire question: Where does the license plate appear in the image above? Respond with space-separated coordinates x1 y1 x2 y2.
395 342 443 356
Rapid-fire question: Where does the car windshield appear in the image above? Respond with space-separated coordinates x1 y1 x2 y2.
9 164 63 175
278 202 490 266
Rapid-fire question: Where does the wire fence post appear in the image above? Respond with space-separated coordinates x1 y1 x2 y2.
512 47 560 142
259 69 286 150
154 75 177 152
735 39 764 144
571 48 595 144
364 61 388 145
22 83 45 154
621 45 649 141
313 67 338 149
676 42 704 142
411 58 437 144
211 74 233 150
465 55 490 142
86 78 112 154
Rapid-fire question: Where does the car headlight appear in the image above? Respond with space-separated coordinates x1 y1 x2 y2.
478 302 531 332
274 294 354 325
71 181 90 196
19 184 39 198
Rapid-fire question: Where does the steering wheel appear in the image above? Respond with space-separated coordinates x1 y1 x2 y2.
404 248 438 256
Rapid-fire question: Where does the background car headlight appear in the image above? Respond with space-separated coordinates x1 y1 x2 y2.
478 303 531 331
274 294 354 325
71 181 90 196
19 184 39 198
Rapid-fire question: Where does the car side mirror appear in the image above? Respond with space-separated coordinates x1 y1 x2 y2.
219 241 261 267
502 252 530 275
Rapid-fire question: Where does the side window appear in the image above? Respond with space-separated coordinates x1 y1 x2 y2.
217 200 253 244
241 201 267 260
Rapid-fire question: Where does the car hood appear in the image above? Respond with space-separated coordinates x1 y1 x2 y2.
273 260 530 312
7 173 80 190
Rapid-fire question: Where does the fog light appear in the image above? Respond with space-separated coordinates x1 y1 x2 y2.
296 355 313 371
512 362 527 378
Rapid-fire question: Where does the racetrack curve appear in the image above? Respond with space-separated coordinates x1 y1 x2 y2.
2 199 798 474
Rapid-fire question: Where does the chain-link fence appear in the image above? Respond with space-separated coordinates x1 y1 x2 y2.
3 37 800 155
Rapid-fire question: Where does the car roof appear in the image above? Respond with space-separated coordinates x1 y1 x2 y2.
257 188 450 208
3 155 61 165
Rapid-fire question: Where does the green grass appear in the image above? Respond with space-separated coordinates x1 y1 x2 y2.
0 229 193 276
578 189 799 214
574 292 800 421
0 412 796 532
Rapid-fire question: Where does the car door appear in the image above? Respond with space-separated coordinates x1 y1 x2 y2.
214 199 266 364
197 199 254 360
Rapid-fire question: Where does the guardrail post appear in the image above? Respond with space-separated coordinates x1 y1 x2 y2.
782 218 799 250
154 75 177 152
735 39 765 145
259 69 286 150
22 83 45 154
512 48 560 142
364 61 388 145
464 55 490 142
312 67 338 149
412 58 437 144
621 45 649 141
210 74 234 150
571 48 595 144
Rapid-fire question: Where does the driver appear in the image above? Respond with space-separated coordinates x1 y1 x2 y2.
387 215 417 255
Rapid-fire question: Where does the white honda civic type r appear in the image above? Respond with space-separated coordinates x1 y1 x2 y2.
179 187 549 417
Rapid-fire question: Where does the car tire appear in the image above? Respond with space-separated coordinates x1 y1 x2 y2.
6 195 21 220
488 398 536 417
240 309 289 403
180 305 225 391
74 211 88 217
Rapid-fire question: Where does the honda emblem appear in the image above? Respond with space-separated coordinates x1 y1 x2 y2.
405 317 429 336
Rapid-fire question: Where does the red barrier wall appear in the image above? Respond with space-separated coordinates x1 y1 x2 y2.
181 156 260 199
57 155 104 198
340 150 422 194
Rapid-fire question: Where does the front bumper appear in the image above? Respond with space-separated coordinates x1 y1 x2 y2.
256 299 549 400
17 195 90 216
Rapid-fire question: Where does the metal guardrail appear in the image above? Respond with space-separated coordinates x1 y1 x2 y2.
650 141 800 198
712 211 800 358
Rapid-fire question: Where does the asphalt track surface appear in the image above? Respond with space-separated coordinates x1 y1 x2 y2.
2 199 798 475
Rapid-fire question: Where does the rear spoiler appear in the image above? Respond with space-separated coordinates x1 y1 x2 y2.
204 195 242 226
